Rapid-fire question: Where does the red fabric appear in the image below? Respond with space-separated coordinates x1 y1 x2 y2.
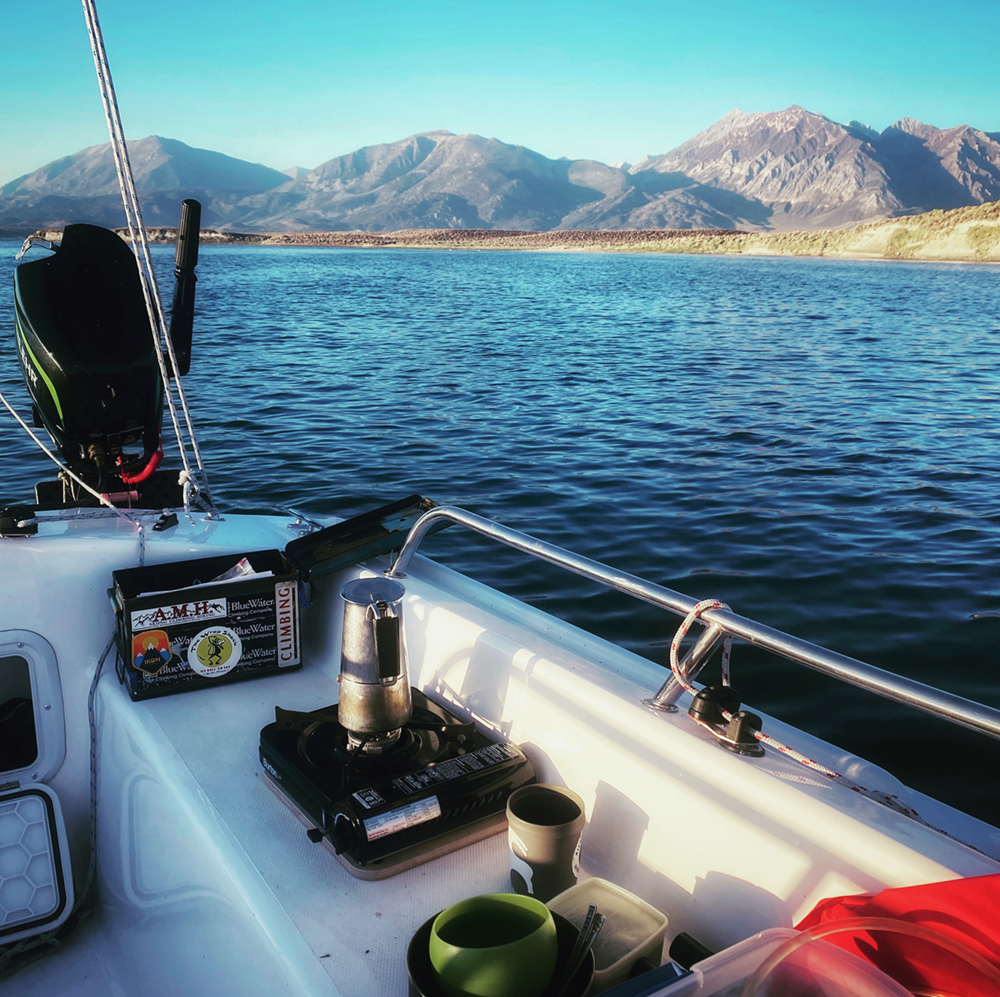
795 874 1000 996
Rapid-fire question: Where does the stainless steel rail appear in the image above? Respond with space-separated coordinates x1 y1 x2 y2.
386 505 1000 741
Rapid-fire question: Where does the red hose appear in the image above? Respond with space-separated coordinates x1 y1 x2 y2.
120 447 162 485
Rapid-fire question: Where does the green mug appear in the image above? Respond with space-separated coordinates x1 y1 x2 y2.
429 893 558 997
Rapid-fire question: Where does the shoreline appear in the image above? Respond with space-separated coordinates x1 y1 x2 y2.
25 201 1000 264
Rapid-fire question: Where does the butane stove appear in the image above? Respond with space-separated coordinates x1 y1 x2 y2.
259 689 535 879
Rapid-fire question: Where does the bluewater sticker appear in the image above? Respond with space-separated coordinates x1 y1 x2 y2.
187 625 242 678
363 796 441 841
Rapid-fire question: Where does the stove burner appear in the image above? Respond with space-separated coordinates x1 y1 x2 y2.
347 728 403 754
299 719 427 777
259 688 535 878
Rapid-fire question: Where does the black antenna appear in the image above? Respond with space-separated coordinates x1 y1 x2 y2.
169 198 201 377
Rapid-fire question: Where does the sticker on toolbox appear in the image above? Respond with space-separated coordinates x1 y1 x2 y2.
363 796 442 841
131 630 176 674
131 597 227 630
275 581 299 666
187 625 243 677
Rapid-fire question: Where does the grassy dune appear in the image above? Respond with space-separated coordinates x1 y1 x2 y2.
728 201 1000 263
35 201 1000 262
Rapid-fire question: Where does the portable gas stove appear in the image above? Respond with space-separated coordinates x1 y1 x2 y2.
259 689 535 879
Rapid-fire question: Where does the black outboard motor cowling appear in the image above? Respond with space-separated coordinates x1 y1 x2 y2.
13 224 163 473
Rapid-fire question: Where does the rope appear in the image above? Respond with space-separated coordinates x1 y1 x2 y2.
79 0 215 515
669 600 932 823
80 633 116 907
179 468 201 518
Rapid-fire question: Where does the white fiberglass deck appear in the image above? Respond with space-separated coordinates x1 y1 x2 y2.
3 512 999 996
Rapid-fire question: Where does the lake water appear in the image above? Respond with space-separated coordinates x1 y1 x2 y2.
3 242 999 824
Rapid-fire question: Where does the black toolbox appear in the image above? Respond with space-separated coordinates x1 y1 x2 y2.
111 549 300 700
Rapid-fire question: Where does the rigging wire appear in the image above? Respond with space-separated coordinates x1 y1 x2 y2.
79 0 216 516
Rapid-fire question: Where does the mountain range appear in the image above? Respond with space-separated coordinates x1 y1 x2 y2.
2 106 999 234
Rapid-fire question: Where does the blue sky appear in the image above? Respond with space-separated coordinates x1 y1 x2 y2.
2 0 998 185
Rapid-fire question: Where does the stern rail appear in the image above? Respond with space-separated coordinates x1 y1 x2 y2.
386 505 1000 741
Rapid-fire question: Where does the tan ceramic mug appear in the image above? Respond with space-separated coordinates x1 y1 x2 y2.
506 784 585 903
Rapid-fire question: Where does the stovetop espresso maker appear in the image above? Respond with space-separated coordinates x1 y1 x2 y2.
337 576 411 752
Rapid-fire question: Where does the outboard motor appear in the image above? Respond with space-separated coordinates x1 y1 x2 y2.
14 223 162 476
11 205 201 504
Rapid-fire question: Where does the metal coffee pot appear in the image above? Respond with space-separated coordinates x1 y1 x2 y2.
338 576 411 749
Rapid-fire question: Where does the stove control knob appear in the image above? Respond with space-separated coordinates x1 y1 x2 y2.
329 813 356 855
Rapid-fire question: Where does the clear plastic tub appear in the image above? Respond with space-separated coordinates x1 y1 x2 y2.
742 917 1000 997
547 878 669 992
611 918 1000 997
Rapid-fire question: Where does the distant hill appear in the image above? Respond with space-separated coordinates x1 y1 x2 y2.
0 136 288 230
2 110 999 234
876 117 1000 211
234 131 630 231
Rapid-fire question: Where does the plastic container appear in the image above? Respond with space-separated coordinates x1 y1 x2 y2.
737 936 911 997
743 917 1000 997
547 878 668 992
607 918 1000 997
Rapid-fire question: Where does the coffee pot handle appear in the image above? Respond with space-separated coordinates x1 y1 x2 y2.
371 602 401 681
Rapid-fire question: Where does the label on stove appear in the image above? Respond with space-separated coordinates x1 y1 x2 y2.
353 787 386 810
391 742 521 797
363 795 442 841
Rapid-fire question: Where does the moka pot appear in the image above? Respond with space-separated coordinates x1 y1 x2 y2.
338 576 411 747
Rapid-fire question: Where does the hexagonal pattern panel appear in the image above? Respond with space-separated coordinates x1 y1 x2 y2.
0 794 58 928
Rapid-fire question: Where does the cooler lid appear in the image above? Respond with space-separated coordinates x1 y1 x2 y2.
0 631 66 787
0 783 74 945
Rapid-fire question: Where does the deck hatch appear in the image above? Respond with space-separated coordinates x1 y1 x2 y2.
0 633 73 945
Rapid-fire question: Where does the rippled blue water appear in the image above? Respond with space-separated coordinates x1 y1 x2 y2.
3 242 1000 823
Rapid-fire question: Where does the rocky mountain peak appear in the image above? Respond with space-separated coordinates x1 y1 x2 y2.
886 117 938 139
630 105 902 230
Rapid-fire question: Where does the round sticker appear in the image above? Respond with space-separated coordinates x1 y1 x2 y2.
187 625 242 678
